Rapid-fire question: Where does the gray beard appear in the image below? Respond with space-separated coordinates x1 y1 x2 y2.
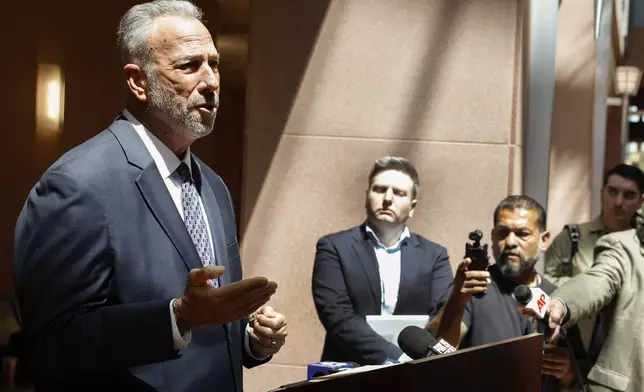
146 70 216 140
497 249 542 278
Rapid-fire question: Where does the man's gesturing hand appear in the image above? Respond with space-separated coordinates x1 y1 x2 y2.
173 265 278 334
546 298 567 343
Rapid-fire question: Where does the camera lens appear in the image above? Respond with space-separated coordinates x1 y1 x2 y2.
468 230 483 241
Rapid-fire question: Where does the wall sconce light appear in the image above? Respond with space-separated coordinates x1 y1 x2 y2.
616 66 642 96
36 64 65 138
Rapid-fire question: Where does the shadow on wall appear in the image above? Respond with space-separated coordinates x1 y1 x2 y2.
390 0 462 217
241 0 333 233
241 0 465 236
390 1 461 158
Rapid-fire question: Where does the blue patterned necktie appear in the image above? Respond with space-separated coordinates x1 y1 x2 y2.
176 162 218 287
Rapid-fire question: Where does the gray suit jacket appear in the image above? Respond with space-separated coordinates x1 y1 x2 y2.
552 229 644 392
13 116 268 391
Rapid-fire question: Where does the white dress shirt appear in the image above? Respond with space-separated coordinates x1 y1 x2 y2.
123 110 262 358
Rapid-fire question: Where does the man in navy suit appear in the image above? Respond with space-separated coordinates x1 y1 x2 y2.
312 156 453 365
13 1 287 391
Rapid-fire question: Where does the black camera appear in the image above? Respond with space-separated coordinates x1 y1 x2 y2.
465 230 489 271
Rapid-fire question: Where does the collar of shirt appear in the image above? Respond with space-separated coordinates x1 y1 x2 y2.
365 224 410 253
122 109 192 180
587 215 606 234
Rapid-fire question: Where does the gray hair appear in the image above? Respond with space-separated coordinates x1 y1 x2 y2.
117 0 204 70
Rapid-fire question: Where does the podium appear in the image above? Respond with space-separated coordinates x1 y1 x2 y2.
271 333 543 392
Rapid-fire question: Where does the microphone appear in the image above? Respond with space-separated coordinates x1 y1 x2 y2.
306 357 399 381
307 361 359 380
397 326 456 360
513 284 570 338
381 358 400 365
513 284 550 320
513 285 588 392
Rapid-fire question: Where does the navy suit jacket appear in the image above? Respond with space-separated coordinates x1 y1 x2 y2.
13 117 268 391
311 224 453 365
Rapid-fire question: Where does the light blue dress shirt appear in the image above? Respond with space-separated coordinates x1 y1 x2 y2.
365 225 411 315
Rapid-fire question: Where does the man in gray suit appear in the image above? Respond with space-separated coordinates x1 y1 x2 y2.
548 216 644 391
13 1 287 391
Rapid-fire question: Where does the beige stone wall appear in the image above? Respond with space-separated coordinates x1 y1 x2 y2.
548 0 597 235
241 1 523 390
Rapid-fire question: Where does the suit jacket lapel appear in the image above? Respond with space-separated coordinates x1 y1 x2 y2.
394 234 423 314
352 226 381 311
192 158 230 287
109 117 203 272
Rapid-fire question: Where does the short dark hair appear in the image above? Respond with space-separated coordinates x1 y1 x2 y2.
368 156 419 199
603 163 644 194
493 195 547 232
